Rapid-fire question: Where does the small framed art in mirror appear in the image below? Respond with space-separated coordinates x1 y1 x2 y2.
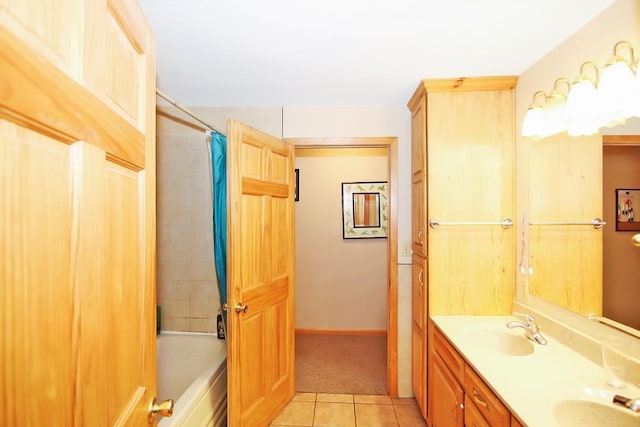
341 181 388 239
616 188 640 231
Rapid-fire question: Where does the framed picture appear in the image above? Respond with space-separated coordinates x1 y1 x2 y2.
615 188 640 231
341 181 388 239
294 168 299 202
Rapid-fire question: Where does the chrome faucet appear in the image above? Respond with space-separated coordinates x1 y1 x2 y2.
506 313 548 345
613 395 640 413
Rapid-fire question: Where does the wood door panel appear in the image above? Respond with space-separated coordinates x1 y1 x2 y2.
431 353 464 427
106 13 142 124
0 0 82 76
241 194 266 290
105 162 145 422
1 121 75 426
428 90 514 220
271 196 291 275
1 0 156 425
228 120 295 426
0 22 145 169
429 227 514 315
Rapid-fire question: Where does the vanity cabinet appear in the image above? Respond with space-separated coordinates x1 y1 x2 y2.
411 254 428 415
408 76 517 421
429 322 516 427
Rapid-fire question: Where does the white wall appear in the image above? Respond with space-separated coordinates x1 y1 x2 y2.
294 149 389 331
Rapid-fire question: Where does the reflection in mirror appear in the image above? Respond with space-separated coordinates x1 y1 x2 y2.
527 133 602 317
527 119 640 332
353 193 380 227
602 137 640 330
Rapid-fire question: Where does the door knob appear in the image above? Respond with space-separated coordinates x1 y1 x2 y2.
148 398 174 423
235 303 249 313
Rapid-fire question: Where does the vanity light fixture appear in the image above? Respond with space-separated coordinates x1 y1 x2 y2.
544 78 571 137
599 41 637 127
522 40 640 138
566 62 601 136
522 91 547 138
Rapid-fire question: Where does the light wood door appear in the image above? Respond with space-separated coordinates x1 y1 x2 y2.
426 86 515 315
411 254 427 417
0 0 157 425
411 97 427 257
431 353 464 427
227 120 296 426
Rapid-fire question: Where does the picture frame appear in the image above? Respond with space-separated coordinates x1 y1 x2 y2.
615 188 640 231
294 168 299 202
341 181 388 239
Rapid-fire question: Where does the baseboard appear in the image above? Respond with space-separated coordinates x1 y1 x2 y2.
295 328 387 336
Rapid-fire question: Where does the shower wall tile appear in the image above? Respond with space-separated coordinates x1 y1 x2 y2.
189 318 209 331
157 106 282 333
159 298 190 318
186 262 216 281
157 280 188 299
191 299 216 318
158 261 191 281
191 281 217 300
188 240 215 263
163 317 189 332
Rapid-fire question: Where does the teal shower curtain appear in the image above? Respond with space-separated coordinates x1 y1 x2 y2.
210 131 227 328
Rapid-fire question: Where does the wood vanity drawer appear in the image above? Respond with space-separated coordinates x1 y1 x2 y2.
433 326 465 383
464 394 490 427
464 366 510 427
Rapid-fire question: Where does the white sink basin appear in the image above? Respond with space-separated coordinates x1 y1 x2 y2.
462 323 535 356
492 331 535 356
553 399 640 427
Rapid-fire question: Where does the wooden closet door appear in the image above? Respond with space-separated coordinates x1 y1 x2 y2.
226 120 296 426
0 0 158 425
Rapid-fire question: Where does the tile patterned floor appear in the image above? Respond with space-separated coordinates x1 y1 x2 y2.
270 393 427 427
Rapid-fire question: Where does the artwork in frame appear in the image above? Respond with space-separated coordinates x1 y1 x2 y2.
341 181 388 239
616 188 640 231
294 168 299 202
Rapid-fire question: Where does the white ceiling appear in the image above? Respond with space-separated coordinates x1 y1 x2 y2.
138 0 615 107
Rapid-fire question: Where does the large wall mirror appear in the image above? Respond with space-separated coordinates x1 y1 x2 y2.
526 118 640 332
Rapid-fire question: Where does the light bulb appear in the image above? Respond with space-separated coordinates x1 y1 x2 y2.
599 60 636 125
566 80 601 136
522 107 545 137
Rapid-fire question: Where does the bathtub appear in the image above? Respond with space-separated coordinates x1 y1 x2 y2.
157 332 227 427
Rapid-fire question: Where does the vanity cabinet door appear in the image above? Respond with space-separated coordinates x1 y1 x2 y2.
412 323 426 417
464 395 490 427
412 254 428 417
431 352 464 427
464 366 510 427
412 255 427 329
410 95 427 257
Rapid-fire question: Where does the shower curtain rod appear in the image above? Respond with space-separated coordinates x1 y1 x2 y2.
155 88 225 136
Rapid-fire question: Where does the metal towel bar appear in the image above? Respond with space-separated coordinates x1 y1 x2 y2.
429 217 513 229
529 217 606 229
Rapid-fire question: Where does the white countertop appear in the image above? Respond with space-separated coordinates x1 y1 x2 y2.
431 315 640 427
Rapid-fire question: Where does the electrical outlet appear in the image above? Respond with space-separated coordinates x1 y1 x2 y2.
400 242 411 257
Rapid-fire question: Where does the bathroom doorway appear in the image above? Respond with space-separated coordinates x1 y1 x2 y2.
287 137 398 397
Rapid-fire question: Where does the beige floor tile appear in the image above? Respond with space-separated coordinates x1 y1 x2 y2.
270 401 315 426
354 395 392 405
394 403 427 427
316 393 354 403
313 402 356 427
355 404 398 427
293 392 317 402
391 398 417 406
